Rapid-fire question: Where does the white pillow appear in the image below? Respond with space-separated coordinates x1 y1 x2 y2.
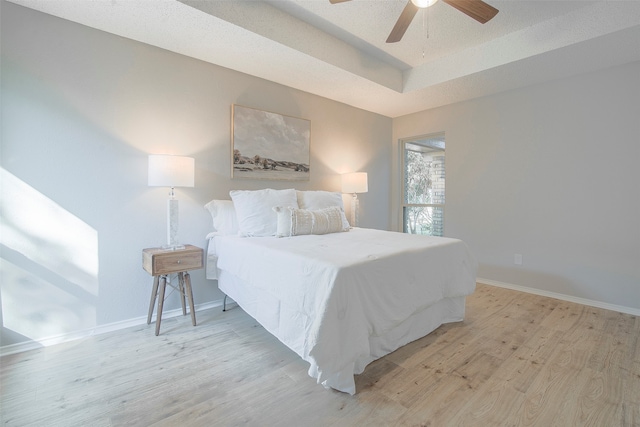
230 188 298 237
204 200 238 235
296 190 345 211
273 206 350 237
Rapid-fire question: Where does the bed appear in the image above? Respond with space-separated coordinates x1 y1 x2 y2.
204 189 477 395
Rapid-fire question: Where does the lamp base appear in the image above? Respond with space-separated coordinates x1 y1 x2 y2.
350 194 359 227
166 198 183 250
161 244 186 251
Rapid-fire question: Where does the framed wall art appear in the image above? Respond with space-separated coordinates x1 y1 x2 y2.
232 104 310 181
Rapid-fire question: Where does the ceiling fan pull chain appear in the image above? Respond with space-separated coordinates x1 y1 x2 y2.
422 7 430 59
422 9 425 58
427 6 430 40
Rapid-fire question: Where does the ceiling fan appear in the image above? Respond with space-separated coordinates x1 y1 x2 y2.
329 0 499 43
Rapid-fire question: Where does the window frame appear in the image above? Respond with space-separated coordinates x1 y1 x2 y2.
399 133 446 236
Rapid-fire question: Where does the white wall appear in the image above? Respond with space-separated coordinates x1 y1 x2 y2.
393 61 640 311
0 2 392 347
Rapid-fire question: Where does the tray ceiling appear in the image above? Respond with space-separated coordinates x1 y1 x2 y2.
8 0 640 117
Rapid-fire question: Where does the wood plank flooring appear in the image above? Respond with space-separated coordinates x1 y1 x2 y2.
1 284 638 426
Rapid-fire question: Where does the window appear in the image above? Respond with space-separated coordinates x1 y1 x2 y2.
401 134 445 236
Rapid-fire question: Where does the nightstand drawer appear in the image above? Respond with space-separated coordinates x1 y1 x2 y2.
142 245 203 276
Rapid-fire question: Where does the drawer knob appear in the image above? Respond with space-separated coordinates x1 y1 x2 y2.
177 260 181 264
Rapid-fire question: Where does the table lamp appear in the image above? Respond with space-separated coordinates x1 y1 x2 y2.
342 172 368 227
148 154 195 250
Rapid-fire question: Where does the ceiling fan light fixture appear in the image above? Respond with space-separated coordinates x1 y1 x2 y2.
411 0 439 8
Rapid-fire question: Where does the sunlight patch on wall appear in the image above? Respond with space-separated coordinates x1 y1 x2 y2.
0 168 98 342
1 260 96 343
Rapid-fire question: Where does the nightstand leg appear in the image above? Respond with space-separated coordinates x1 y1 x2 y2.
184 272 197 326
178 272 187 316
147 275 159 325
155 275 167 336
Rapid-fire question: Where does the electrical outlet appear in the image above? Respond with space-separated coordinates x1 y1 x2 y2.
514 253 523 265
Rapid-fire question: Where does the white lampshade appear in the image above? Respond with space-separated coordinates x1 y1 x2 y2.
148 155 195 188
342 172 368 194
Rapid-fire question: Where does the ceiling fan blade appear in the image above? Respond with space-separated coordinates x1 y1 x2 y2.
441 0 498 24
386 0 419 43
329 0 352 3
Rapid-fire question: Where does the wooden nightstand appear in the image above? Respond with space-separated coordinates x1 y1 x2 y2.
142 244 203 336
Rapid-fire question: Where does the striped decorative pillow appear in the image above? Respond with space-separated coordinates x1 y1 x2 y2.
273 206 349 238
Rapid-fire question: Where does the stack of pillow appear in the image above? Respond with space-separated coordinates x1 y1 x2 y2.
205 188 350 238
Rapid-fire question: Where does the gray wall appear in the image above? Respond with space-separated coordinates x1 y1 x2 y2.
3 0 638 351
393 61 640 311
0 2 392 347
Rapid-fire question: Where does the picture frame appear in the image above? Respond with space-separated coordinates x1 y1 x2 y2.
231 104 310 181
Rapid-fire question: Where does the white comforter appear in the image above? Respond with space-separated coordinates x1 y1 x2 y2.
208 228 477 394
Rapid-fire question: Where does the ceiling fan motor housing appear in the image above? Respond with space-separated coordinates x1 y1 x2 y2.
411 0 439 8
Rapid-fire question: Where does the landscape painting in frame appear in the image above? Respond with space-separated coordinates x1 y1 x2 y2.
232 105 310 181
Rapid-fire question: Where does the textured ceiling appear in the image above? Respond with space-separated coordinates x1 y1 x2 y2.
8 0 640 117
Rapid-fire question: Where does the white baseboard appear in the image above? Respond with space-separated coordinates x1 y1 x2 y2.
0 299 227 357
477 277 640 316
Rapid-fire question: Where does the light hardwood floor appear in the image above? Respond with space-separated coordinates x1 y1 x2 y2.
1 284 638 426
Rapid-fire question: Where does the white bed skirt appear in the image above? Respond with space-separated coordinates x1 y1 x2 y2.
218 269 466 393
